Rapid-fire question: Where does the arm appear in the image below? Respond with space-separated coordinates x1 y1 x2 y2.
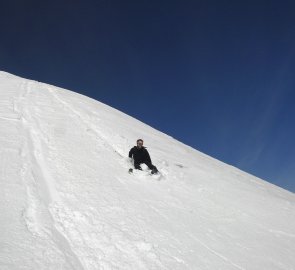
128 147 134 158
145 149 152 163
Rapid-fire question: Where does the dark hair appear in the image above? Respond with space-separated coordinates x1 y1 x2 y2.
137 139 143 143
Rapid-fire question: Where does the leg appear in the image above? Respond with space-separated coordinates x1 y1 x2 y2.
134 163 142 170
144 162 158 173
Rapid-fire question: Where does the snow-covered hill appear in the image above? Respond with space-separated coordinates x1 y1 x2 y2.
0 71 294 270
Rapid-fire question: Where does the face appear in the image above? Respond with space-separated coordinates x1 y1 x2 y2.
137 140 143 148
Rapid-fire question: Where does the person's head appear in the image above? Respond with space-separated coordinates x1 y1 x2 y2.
136 139 143 148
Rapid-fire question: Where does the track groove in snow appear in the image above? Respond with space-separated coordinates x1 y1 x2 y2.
47 86 126 159
14 80 85 269
188 233 245 270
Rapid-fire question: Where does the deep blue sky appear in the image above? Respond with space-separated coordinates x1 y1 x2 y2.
1 1 294 192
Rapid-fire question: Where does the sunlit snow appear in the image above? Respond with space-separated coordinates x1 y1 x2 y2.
0 71 295 270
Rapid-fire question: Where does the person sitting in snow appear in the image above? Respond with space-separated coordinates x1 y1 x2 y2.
129 139 158 174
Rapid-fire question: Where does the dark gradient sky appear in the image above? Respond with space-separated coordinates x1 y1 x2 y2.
1 1 295 192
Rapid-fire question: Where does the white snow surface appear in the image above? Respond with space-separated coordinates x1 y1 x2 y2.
0 71 295 270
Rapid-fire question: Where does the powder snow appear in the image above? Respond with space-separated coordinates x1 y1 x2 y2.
0 71 295 270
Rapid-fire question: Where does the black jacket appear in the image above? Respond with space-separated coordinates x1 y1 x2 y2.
129 146 151 164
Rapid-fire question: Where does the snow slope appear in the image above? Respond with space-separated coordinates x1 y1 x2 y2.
0 71 295 270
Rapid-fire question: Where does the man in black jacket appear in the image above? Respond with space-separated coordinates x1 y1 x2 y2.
129 139 158 174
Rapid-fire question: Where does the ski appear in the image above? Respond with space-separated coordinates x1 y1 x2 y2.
128 168 161 180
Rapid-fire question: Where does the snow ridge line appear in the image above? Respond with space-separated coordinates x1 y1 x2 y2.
14 80 85 270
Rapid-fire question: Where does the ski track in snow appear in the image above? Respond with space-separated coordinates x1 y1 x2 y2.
187 233 245 270
13 80 84 269
1 72 295 270
47 86 126 159
45 86 167 269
